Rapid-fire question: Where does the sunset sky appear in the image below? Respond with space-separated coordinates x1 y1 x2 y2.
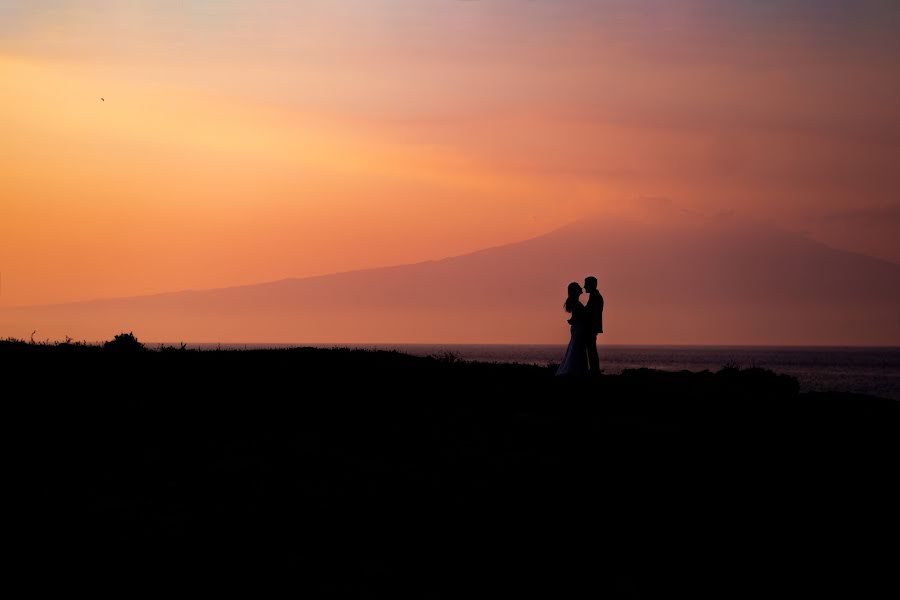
2 1 899 309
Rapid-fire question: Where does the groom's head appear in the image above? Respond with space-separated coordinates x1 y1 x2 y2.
584 276 598 292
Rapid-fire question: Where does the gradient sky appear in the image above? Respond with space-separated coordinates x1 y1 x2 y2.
2 0 899 308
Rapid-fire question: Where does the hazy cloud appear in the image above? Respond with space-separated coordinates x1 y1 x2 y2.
811 203 900 225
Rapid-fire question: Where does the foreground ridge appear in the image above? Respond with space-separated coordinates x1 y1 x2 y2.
5 341 897 596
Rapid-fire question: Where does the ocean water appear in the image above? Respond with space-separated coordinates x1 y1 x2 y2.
167 343 900 400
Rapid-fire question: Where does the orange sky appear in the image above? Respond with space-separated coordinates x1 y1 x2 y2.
2 1 899 308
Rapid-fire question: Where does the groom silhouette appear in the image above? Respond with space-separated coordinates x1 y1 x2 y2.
584 276 604 375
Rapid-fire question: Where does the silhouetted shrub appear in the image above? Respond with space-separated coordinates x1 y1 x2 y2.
715 365 800 395
103 332 146 352
158 342 188 352
431 351 460 364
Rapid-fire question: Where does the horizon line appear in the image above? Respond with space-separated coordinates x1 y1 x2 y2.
7 339 897 351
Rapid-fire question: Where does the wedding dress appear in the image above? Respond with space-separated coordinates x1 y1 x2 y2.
556 304 589 376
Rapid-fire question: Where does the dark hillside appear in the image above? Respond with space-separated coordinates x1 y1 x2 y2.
4 341 897 596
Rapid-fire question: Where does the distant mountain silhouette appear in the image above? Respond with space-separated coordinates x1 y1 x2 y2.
2 214 899 345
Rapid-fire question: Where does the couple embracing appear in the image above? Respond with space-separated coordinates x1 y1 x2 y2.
556 276 604 377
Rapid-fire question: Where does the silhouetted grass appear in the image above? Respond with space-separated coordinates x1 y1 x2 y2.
4 336 896 596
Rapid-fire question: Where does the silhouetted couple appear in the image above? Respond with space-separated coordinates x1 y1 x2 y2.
556 276 604 376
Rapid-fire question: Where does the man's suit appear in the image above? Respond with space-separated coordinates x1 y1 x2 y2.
585 291 604 374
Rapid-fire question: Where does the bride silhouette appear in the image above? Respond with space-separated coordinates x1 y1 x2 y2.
555 282 590 376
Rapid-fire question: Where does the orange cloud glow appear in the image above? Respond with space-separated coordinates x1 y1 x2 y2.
1 55 592 306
